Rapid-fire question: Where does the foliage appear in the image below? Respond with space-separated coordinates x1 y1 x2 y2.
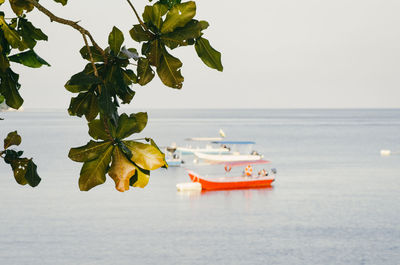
0 0 223 191
0 131 41 187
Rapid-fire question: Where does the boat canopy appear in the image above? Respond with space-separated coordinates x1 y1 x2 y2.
212 141 256 145
218 160 270 167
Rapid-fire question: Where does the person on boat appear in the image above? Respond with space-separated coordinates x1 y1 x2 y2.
258 169 268 177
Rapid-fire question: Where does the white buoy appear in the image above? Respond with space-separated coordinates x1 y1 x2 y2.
176 182 202 191
380 150 392 156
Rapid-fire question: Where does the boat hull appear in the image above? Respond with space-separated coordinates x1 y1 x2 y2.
188 171 274 190
194 152 262 162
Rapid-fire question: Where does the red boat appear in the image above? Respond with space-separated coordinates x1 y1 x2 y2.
187 160 276 190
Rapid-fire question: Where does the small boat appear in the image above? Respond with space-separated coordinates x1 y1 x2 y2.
165 146 184 167
178 145 231 155
187 160 276 190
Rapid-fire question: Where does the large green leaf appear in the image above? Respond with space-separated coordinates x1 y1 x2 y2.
108 146 136 192
88 119 111 141
159 0 181 9
0 68 23 109
129 25 153 43
79 145 114 191
147 39 162 67
161 1 196 34
124 140 166 170
9 0 34 16
68 140 112 162
8 50 50 68
0 93 4 104
68 91 99 121
17 17 47 49
0 0 5 5
108 26 124 55
143 3 168 30
137 58 155 86
0 16 27 51
53 0 68 6
161 20 208 49
116 112 148 139
195 37 223 71
157 49 184 89
4 130 21 149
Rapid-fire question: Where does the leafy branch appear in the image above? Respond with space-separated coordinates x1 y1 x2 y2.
0 0 223 192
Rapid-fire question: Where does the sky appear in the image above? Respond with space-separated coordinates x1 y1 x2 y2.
3 0 400 109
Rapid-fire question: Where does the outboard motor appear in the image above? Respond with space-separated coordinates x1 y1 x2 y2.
271 168 277 174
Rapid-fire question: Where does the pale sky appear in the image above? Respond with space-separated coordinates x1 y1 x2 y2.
4 0 400 109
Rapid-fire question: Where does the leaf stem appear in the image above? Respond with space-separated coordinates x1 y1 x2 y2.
26 0 106 59
125 0 149 32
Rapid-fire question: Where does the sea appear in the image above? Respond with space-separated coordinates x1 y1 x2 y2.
0 109 399 265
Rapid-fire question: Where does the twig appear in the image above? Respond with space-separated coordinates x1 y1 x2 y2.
26 0 105 59
125 0 149 32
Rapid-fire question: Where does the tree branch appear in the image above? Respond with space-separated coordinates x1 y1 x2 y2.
26 0 105 59
125 0 149 32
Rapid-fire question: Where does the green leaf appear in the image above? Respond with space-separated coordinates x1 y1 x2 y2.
69 140 112 162
0 16 27 51
0 0 5 5
68 91 99 121
143 3 169 30
137 58 155 86
122 69 137 85
157 49 184 89
0 93 4 104
79 145 114 191
195 37 223 71
10 158 29 185
108 146 136 192
98 84 118 125
0 52 9 72
161 20 208 49
124 140 166 171
161 1 196 34
129 25 153 42
8 50 50 68
88 119 110 141
9 0 34 16
53 0 68 6
0 68 23 109
17 17 48 49
4 130 21 149
24 159 41 187
130 165 150 188
79 46 104 62
147 39 162 67
116 112 148 139
108 26 124 55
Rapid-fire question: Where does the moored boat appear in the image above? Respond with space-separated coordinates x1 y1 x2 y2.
187 160 276 190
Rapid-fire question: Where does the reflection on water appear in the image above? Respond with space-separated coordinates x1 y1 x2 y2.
177 186 274 200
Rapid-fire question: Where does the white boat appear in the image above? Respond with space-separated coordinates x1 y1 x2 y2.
177 129 230 155
193 140 263 162
177 145 230 155
194 151 262 162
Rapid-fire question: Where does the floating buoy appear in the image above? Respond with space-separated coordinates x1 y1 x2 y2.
380 150 392 156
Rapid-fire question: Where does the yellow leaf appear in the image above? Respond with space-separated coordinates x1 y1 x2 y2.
108 147 136 192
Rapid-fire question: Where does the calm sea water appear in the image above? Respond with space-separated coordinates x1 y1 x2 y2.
0 109 399 265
